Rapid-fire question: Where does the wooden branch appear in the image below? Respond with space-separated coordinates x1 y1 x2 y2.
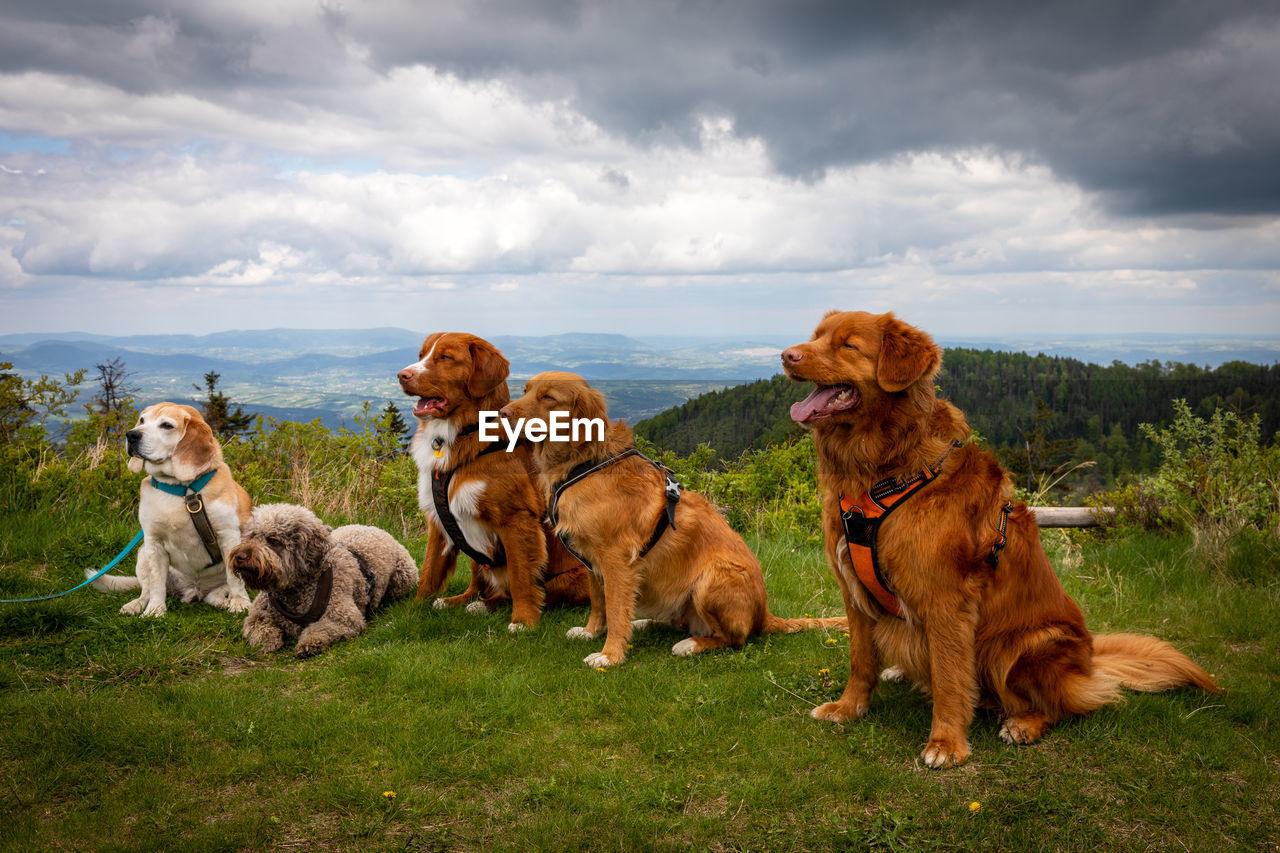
1031 506 1114 528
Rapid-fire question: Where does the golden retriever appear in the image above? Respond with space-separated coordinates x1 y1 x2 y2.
782 310 1221 768
503 371 844 667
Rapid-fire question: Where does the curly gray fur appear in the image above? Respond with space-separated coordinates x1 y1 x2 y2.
231 503 417 657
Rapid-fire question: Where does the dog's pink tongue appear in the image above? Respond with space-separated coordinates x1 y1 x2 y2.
790 386 843 423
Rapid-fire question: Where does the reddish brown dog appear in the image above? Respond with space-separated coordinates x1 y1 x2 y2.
783 310 1220 768
503 371 844 667
397 333 588 630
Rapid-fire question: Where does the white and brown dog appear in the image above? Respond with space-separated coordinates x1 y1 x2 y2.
397 332 589 631
91 402 252 617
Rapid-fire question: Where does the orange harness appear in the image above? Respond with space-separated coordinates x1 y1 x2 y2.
839 442 1009 619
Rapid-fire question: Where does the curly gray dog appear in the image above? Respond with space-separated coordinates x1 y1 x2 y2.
228 503 417 657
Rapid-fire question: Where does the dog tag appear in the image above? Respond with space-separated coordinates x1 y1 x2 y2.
432 437 445 458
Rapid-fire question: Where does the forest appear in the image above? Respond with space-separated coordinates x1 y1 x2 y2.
635 349 1280 494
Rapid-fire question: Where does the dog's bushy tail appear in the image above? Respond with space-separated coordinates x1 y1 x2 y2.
1092 632 1222 693
87 571 140 592
762 613 847 633
1060 632 1222 715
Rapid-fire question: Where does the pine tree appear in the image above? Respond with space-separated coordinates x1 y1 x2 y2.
379 401 411 453
195 371 254 439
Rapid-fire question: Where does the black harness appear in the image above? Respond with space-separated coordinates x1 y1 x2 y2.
430 424 508 567
271 548 377 628
546 448 682 573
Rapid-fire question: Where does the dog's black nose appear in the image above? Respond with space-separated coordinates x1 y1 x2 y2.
125 430 141 450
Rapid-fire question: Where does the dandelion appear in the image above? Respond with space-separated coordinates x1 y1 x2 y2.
969 801 981 813
842 632 850 638
383 791 396 800
825 637 838 645
595 666 607 673
818 668 831 677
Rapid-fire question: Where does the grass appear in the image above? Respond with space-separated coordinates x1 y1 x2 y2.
1 508 1277 852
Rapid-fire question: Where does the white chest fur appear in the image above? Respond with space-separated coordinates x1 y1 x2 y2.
412 419 498 558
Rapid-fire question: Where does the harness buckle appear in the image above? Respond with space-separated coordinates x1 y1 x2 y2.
664 477 682 502
841 506 875 548
185 494 204 514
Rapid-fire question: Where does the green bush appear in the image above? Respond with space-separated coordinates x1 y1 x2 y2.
1093 399 1279 572
638 434 823 543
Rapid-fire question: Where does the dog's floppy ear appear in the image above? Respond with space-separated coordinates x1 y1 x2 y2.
875 313 941 393
570 382 608 445
171 407 221 482
467 339 510 398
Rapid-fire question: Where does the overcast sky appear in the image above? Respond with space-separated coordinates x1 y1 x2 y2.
2 0 1279 341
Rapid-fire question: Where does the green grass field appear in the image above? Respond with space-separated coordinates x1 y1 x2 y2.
1 509 1277 852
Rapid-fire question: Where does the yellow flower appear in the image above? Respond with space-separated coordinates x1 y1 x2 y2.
818 668 831 677
825 637 838 644
968 801 981 813
383 791 396 800
595 666 607 672
842 632 850 638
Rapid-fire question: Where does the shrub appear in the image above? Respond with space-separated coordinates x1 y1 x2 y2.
638 434 824 543
1094 399 1279 572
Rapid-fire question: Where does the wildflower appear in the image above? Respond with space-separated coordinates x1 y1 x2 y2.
969 801 981 813
825 637 838 645
818 668 831 677
383 791 396 800
595 666 607 673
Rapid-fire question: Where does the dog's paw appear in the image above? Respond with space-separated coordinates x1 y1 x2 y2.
809 700 867 723
880 665 905 682
465 600 489 615
507 622 529 634
998 712 1049 745
584 652 619 668
921 737 971 769
631 619 653 631
226 594 251 613
119 597 146 616
141 601 167 618
432 598 450 610
671 638 699 656
566 626 597 640
180 588 202 604
294 640 327 658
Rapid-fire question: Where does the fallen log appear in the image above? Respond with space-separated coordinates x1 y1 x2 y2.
1031 506 1114 528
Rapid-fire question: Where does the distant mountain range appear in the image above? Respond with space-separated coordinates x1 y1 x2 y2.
4 327 1278 429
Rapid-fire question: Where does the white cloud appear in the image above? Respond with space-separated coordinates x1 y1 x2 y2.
1 4 1278 338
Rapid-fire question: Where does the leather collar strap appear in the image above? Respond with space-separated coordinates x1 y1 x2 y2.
547 449 682 573
431 428 508 567
838 442 961 619
271 563 334 627
152 470 222 567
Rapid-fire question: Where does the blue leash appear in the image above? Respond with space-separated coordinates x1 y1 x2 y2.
0 529 145 604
